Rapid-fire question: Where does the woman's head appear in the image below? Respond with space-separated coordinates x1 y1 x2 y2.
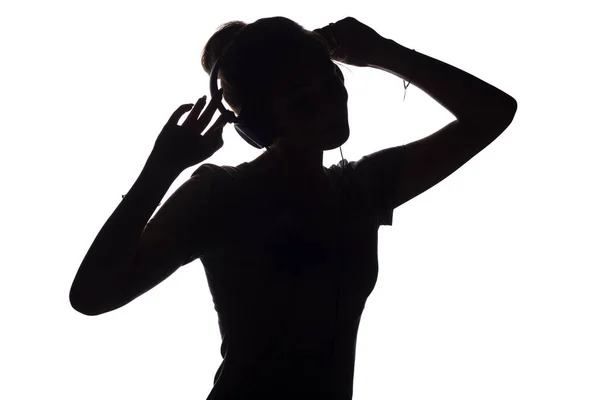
201 16 349 151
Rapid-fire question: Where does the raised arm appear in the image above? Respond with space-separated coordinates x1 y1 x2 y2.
370 38 516 123
350 25 517 213
314 17 516 120
69 157 181 315
70 91 229 315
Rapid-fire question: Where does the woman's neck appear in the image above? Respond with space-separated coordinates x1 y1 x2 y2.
255 147 329 196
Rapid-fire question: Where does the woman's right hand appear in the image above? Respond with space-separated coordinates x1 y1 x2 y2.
149 88 234 172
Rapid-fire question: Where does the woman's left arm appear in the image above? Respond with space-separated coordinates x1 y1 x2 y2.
315 16 516 124
352 39 519 213
316 17 519 214
368 37 517 124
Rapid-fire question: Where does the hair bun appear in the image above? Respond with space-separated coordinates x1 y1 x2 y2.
201 21 247 75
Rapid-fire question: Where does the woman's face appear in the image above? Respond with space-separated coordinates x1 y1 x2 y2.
268 48 350 151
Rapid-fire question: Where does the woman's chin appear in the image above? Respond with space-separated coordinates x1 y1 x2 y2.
320 122 349 150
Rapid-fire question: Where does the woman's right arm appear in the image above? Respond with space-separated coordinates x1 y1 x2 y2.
69 157 180 315
70 90 231 316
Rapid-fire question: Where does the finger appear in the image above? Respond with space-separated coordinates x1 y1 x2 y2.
202 112 229 142
195 88 223 130
183 95 207 126
168 103 194 126
313 24 338 53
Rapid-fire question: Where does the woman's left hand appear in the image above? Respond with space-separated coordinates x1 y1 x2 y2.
313 17 387 67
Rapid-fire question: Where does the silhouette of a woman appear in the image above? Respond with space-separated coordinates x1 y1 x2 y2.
70 16 517 400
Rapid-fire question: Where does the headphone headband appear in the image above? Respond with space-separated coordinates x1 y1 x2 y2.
208 57 232 119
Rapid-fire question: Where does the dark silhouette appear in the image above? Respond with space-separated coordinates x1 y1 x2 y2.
70 16 517 400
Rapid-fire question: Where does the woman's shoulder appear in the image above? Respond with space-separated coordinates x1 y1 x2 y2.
191 162 240 178
190 161 253 183
188 162 259 209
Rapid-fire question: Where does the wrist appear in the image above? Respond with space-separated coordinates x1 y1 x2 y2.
121 157 180 201
141 157 182 189
368 38 416 82
367 37 394 67
145 152 184 178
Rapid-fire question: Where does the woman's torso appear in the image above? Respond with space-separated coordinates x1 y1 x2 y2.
198 156 382 399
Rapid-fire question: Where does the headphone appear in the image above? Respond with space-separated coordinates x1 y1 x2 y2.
209 56 347 390
209 58 275 149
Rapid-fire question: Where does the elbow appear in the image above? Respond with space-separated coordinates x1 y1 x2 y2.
476 95 518 131
70 300 106 317
464 94 517 129
69 264 122 316
506 95 517 119
70 292 96 316
69 286 106 316
498 95 518 125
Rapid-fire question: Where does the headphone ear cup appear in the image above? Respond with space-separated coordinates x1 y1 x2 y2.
234 109 276 149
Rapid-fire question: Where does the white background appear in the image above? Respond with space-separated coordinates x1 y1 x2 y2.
1 0 598 399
